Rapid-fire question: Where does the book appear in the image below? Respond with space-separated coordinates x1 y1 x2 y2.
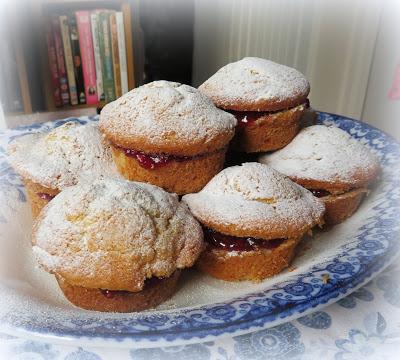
44 20 62 107
110 13 121 98
98 11 115 102
75 11 98 105
68 15 86 104
116 12 128 95
90 12 105 101
51 16 70 105
59 15 78 105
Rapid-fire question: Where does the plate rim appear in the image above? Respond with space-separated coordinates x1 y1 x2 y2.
0 111 399 347
0 256 397 349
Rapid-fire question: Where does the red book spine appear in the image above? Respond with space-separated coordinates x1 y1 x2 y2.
45 21 62 107
75 11 98 105
51 16 70 105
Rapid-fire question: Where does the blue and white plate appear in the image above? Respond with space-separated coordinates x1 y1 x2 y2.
0 112 399 348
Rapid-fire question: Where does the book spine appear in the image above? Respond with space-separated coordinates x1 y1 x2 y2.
116 12 128 95
51 16 70 105
75 11 98 105
98 11 115 102
69 15 86 104
110 13 121 98
44 21 62 107
59 15 78 105
90 13 105 101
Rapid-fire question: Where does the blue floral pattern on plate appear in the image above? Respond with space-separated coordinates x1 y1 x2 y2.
0 112 399 347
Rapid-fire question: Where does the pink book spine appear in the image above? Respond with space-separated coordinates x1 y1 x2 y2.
75 11 98 105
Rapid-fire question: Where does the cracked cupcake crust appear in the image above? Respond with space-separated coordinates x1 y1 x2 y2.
32 178 204 292
99 81 237 157
7 121 118 190
259 125 381 192
182 163 325 240
199 57 310 112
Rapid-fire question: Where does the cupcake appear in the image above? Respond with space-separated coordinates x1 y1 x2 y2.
183 163 324 281
259 125 380 225
199 57 310 153
99 81 237 194
32 178 204 312
8 122 118 218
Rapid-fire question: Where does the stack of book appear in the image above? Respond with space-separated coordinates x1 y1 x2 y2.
46 9 129 107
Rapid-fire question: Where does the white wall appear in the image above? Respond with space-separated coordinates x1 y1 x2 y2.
193 0 382 119
362 1 400 139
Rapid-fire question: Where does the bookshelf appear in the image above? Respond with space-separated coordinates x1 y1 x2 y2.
5 0 136 118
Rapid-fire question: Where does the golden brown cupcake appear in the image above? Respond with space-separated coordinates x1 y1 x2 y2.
32 178 204 312
99 81 237 194
183 163 324 282
259 125 380 225
199 57 310 153
7 122 118 218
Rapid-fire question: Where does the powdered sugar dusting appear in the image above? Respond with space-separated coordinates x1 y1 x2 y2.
99 81 237 149
33 178 204 292
259 125 380 185
8 122 119 190
199 57 309 108
183 163 324 238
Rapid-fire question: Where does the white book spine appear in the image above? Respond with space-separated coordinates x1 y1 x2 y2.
116 12 128 94
90 13 104 101
59 15 78 105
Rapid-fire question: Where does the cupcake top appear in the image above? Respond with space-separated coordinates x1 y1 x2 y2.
8 122 118 190
199 57 310 112
183 163 324 240
99 81 237 156
32 178 204 292
259 125 380 192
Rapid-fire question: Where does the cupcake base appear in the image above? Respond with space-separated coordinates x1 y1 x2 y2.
22 178 59 218
56 271 181 312
231 104 305 153
196 238 300 282
111 146 227 194
322 188 368 225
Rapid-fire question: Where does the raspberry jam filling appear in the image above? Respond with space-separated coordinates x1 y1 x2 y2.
308 189 331 198
100 276 167 298
204 227 285 252
116 146 195 170
229 100 309 128
37 192 56 201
